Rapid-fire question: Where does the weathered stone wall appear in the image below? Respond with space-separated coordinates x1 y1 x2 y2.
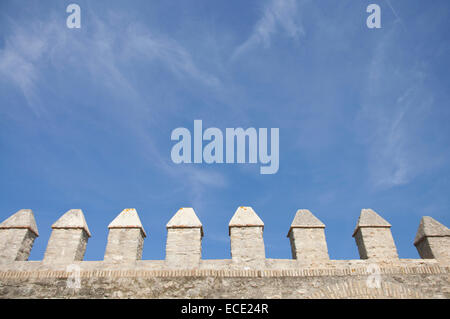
289 228 329 261
415 237 449 260
353 228 398 260
0 229 37 262
166 228 202 268
230 227 265 264
0 207 449 299
104 228 145 262
0 261 448 299
352 209 399 260
43 229 89 263
165 208 203 268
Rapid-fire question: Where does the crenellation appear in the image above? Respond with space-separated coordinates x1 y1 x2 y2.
352 209 399 260
43 209 90 263
0 206 448 298
104 209 146 262
166 208 203 268
414 216 450 261
287 209 329 262
0 209 39 263
229 207 265 267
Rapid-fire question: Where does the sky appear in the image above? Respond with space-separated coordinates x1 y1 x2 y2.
0 0 449 261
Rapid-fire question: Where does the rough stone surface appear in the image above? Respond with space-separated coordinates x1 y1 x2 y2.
0 210 38 263
108 208 147 237
415 236 450 260
166 228 202 268
0 260 448 299
0 207 448 298
288 209 325 230
288 210 329 261
228 207 265 266
167 208 203 233
43 210 90 263
166 208 203 268
229 206 264 231
354 208 391 229
104 228 145 262
51 209 91 237
0 229 37 263
414 216 449 242
414 216 450 260
353 209 398 260
230 227 265 266
353 228 398 260
43 229 89 263
0 275 447 299
104 209 146 262
289 228 329 261
0 209 39 236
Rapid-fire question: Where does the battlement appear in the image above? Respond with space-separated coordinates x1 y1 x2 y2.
0 207 449 298
1 207 449 266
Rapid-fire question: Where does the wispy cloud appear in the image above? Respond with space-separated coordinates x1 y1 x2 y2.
384 0 407 32
0 10 227 203
357 28 436 189
181 167 228 210
0 11 220 114
232 0 305 59
0 23 51 116
124 23 221 88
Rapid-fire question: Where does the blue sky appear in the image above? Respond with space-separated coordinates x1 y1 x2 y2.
0 0 449 261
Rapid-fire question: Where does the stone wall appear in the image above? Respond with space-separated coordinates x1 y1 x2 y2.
0 207 449 299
